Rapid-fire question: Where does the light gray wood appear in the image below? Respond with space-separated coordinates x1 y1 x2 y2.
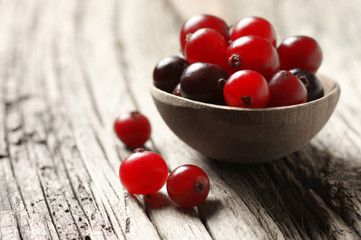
0 0 360 239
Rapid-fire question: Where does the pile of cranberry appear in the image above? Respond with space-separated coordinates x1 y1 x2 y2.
153 15 324 108
114 111 210 208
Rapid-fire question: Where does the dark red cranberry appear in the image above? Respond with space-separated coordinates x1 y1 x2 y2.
267 70 308 107
180 63 228 104
153 56 189 93
167 164 210 208
290 68 324 101
277 36 322 73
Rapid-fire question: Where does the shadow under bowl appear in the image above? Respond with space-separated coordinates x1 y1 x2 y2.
151 75 340 164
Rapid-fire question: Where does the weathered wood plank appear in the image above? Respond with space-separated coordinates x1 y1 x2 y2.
0 0 360 239
43 0 161 239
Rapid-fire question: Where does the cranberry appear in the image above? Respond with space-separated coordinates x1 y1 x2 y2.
277 36 322 73
172 83 182 96
119 148 168 195
267 70 308 107
167 164 210 208
114 111 151 149
230 16 277 47
180 62 228 104
180 14 229 52
223 70 270 108
153 56 189 93
226 36 280 79
290 68 324 101
185 28 227 67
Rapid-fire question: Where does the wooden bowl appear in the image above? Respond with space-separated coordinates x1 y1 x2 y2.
150 75 340 164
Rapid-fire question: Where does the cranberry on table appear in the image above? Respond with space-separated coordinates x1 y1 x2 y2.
185 28 227 67
267 70 308 107
223 70 270 108
114 111 151 148
180 62 228 104
167 164 210 208
226 35 280 79
180 14 229 52
119 148 168 195
290 68 324 102
153 56 189 93
230 16 277 47
277 35 323 73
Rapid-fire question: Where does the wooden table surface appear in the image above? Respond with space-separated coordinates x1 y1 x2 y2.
1 0 360 239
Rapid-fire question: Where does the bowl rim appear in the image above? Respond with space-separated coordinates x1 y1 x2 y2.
151 74 340 112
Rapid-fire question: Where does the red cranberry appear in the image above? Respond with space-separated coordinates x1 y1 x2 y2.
167 164 210 208
180 14 229 52
119 148 168 195
226 36 280 79
185 28 227 67
230 16 277 46
267 70 308 107
277 36 323 73
223 70 270 108
114 111 151 148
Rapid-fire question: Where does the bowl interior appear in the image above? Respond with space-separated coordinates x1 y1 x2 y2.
151 75 340 163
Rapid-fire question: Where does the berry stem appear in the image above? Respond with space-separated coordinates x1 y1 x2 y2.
229 54 241 68
134 147 145 153
241 95 253 106
194 182 203 192
131 111 141 119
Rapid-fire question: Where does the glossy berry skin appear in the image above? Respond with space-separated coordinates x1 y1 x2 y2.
180 63 228 104
267 70 308 107
290 68 324 101
167 164 210 208
223 70 270 108
114 111 151 149
119 149 168 195
153 56 189 93
277 36 322 73
226 36 280 79
180 14 229 52
172 83 182 96
230 16 277 47
185 28 227 67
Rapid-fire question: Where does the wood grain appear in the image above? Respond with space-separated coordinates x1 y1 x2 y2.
0 0 360 239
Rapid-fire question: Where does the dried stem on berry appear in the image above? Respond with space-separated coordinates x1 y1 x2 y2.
194 182 203 192
131 111 141 119
283 72 290 78
134 147 145 153
241 95 253 106
229 54 241 68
